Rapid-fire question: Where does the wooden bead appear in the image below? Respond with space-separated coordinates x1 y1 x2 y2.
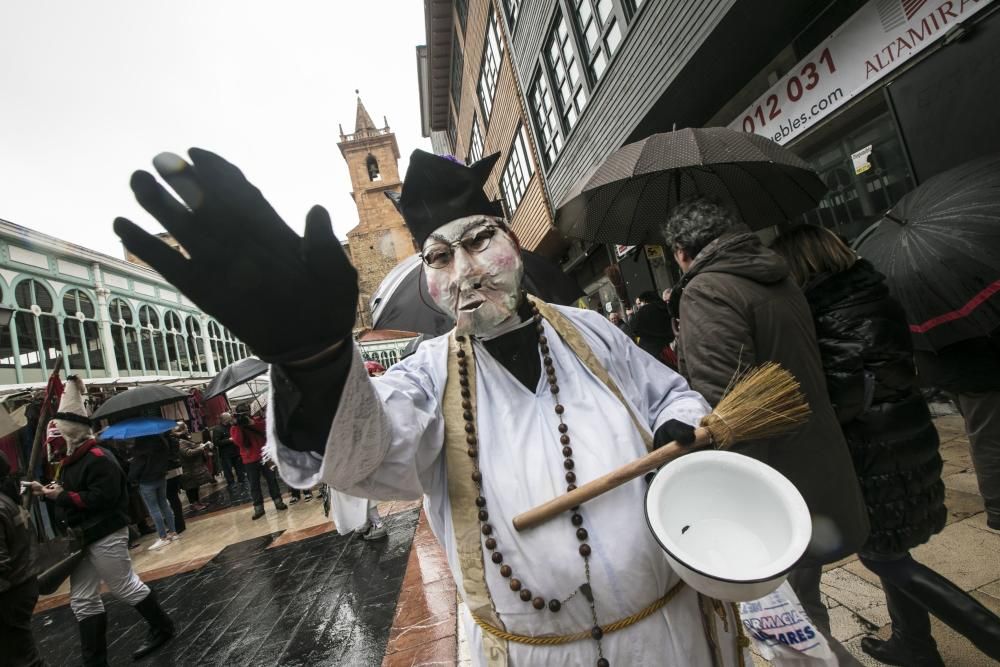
567 484 577 492
463 410 474 421
520 589 532 601
548 599 561 612
466 434 477 445
459 377 469 387
579 544 592 557
460 389 471 398
550 385 560 394
467 447 478 458
482 524 493 535
509 578 522 591
462 400 472 409
475 496 487 507
543 356 553 367
456 348 466 358
456 335 466 343
560 435 570 445
565 471 576 483
597 658 609 667
591 625 603 640
485 537 497 550
464 423 475 434
471 471 482 483
538 335 547 345
500 565 512 577
540 345 550 355
491 552 503 564
564 459 574 470
478 510 489 521
532 597 546 610
571 513 583 526
558 423 568 433
577 528 588 540
554 404 565 414
562 446 573 457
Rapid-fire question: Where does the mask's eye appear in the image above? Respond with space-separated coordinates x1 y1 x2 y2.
462 226 498 254
422 245 452 268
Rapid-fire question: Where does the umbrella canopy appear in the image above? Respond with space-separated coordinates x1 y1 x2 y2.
91 384 188 420
203 357 269 399
856 153 1000 352
371 252 584 336
557 127 827 245
98 417 177 441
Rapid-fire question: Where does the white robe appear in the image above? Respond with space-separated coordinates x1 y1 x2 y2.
268 305 746 666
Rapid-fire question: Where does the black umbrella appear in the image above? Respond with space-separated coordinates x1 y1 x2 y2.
557 127 827 245
856 153 1000 352
203 357 269 399
371 252 584 336
91 385 188 420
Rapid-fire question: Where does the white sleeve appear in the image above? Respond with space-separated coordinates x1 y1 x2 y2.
266 342 447 501
569 307 711 433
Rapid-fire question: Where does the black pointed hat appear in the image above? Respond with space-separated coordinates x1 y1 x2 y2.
389 150 504 247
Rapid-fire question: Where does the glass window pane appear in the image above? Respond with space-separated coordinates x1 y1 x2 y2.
585 21 599 50
606 18 621 55
593 49 607 79
596 0 610 24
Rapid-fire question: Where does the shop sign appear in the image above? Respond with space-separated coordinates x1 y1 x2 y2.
852 145 874 174
729 0 993 146
615 244 636 258
645 245 665 260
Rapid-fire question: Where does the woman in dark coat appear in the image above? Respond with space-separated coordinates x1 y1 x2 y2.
772 225 1000 667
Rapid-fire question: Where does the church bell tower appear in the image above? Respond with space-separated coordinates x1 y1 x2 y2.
339 93 417 329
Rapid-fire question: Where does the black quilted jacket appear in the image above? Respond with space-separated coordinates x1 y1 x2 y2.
804 259 946 555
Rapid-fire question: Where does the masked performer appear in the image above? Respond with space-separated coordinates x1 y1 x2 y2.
31 377 174 666
115 149 749 666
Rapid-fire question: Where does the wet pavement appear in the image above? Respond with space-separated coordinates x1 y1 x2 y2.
33 508 421 666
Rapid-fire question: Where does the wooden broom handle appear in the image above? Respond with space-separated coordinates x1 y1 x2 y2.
512 426 713 531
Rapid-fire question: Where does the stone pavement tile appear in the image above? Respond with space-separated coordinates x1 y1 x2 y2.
382 634 457 666
938 441 974 470
943 487 985 524
942 470 983 496
934 415 968 440
978 580 1000 599
821 568 890 628
963 512 1000 535
911 519 1000 590
842 559 882 589
821 553 858 573
828 605 873 643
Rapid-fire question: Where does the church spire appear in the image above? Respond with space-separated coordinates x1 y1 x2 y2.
354 90 377 134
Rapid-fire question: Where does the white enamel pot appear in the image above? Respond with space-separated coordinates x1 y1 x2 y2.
644 450 811 602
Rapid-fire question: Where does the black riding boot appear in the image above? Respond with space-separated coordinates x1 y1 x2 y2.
78 612 108 667
131 589 175 660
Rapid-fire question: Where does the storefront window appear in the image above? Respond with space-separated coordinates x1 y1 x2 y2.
9 280 62 382
186 316 207 373
795 106 916 241
62 289 106 376
109 298 141 375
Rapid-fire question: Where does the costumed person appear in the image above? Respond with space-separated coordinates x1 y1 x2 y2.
771 225 1000 666
114 148 749 666
662 198 869 666
227 411 287 520
30 376 174 665
0 450 44 667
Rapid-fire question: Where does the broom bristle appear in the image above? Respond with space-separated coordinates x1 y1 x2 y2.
699 362 811 449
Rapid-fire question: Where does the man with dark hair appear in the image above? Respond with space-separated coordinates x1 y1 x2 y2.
663 197 869 665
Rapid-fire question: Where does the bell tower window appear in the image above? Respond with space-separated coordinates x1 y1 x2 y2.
366 154 381 181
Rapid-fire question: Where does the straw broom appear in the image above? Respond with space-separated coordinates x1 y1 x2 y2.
512 363 810 531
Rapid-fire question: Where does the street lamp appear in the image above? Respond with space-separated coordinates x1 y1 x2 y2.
0 305 13 327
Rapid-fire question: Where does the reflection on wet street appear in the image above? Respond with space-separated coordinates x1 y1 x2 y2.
32 508 421 666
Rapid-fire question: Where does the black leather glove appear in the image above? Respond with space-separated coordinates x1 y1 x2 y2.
113 148 358 363
652 419 696 450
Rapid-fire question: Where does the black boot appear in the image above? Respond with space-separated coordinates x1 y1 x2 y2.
902 562 1000 660
274 499 288 511
131 590 174 660
861 635 944 667
79 612 108 667
251 505 265 520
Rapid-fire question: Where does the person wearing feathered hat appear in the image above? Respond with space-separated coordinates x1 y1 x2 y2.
114 149 747 665
31 376 174 665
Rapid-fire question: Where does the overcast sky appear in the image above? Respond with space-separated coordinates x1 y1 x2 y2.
0 0 430 260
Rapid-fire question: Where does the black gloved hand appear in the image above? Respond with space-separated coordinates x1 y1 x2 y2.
114 148 358 363
652 419 696 450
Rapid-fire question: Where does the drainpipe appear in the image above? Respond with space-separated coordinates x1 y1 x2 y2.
91 264 120 377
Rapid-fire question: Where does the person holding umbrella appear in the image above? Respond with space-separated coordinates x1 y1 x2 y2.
662 198 869 666
771 224 1000 666
128 434 178 550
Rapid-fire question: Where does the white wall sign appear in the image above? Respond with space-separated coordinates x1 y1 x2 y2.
729 0 993 145
57 259 90 279
8 246 50 270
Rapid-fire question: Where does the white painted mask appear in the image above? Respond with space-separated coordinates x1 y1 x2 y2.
422 216 524 337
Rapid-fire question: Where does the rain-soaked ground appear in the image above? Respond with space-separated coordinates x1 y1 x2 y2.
33 507 421 666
